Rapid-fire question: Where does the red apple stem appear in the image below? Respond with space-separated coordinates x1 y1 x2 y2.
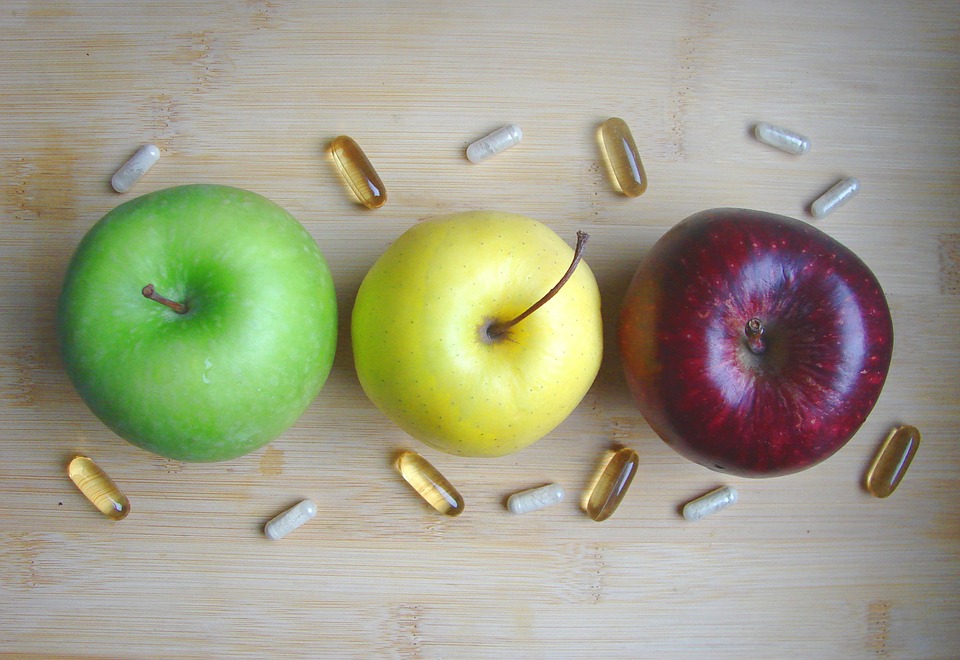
486 231 589 340
745 318 765 354
142 284 188 314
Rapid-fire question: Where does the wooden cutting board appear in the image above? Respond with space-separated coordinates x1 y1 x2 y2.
1 1 958 657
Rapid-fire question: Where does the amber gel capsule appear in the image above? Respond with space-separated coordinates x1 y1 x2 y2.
599 117 647 197
396 451 464 516
67 456 130 520
330 135 387 209
585 447 639 521
866 425 921 498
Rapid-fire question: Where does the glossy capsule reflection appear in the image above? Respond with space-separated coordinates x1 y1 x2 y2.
599 117 647 197
866 425 921 498
67 456 130 520
330 135 387 209
396 451 464 516
507 483 564 514
585 447 639 521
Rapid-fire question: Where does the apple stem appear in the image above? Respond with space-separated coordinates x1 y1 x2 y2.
745 318 765 354
486 231 589 340
142 284 188 314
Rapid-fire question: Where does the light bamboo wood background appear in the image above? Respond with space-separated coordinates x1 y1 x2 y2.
1 1 958 657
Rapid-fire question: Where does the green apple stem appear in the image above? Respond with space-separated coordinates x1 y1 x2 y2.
745 318 766 354
486 231 589 340
142 284 188 314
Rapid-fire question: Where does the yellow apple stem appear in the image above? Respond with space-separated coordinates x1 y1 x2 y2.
142 284 188 314
745 317 766 354
486 231 589 340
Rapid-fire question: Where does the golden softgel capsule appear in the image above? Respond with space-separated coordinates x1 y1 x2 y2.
330 135 387 209
866 425 921 498
67 456 130 520
585 447 639 522
396 451 464 516
599 117 647 197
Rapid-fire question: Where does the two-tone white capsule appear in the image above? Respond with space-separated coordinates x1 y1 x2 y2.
466 124 523 163
507 483 564 514
811 177 860 218
264 499 317 540
682 486 738 521
111 144 160 193
753 122 810 155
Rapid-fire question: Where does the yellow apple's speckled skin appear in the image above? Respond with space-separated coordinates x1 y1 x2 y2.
352 211 603 458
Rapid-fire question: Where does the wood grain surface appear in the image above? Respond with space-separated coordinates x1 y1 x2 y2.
1 1 959 657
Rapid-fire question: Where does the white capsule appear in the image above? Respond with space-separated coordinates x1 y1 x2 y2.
682 486 738 522
753 122 810 155
466 124 523 163
264 499 317 540
111 144 160 193
507 483 564 514
810 177 860 218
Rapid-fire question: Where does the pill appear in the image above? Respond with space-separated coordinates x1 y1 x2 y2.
396 451 464 516
507 483 565 514
599 117 647 197
330 135 387 209
585 447 639 522
865 425 921 498
810 177 860 218
264 499 317 540
753 122 810 155
682 485 738 521
67 456 130 520
466 124 523 163
111 144 160 193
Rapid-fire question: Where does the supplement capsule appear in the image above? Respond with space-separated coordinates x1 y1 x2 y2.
67 456 130 520
466 124 523 163
330 135 387 209
264 499 317 540
753 122 810 155
396 451 464 516
111 144 160 193
585 447 639 522
507 483 564 514
599 117 647 197
682 485 738 521
810 177 860 218
866 425 921 498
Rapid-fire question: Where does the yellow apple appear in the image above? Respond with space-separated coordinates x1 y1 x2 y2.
352 210 603 457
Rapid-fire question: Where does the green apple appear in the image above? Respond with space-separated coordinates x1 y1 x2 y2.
352 210 603 457
58 184 338 462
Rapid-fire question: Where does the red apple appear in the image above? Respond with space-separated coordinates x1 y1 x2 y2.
619 208 894 477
